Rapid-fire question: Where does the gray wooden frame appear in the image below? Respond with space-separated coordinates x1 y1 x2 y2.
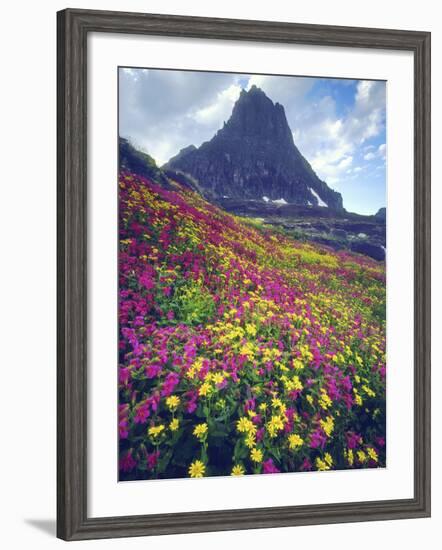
57 8 431 541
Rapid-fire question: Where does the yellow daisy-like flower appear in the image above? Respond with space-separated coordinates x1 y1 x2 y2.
318 388 332 410
250 448 263 463
148 424 165 438
362 384 376 398
271 397 284 410
212 372 225 385
245 323 257 337
198 382 213 397
236 417 255 434
245 433 256 448
266 415 284 438
319 416 334 437
170 418 179 432
258 402 268 412
166 395 180 411
367 447 378 462
193 423 208 440
188 460 206 478
354 393 363 406
306 394 314 405
288 433 304 449
231 464 245 476
316 453 333 471
357 450 367 463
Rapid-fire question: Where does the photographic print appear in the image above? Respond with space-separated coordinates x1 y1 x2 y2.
118 68 387 482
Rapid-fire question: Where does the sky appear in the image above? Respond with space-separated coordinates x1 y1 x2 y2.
119 68 386 215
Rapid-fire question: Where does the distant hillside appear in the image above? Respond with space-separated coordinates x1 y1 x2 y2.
119 137 170 188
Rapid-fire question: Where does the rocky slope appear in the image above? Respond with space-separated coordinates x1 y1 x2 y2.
217 198 386 261
164 85 343 210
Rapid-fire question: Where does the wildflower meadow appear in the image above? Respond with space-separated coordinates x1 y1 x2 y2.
118 172 386 481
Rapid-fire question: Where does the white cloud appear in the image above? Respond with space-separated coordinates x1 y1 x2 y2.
119 68 242 164
192 84 242 126
292 80 385 187
246 74 315 108
364 143 386 162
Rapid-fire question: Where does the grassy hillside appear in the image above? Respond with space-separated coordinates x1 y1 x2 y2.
118 172 386 480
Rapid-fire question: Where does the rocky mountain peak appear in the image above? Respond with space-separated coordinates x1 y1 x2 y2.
164 86 343 211
222 85 293 145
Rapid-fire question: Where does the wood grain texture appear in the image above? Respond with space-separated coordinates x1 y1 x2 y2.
56 8 431 541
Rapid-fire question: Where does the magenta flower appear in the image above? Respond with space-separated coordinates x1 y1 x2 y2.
119 367 130 386
309 429 327 449
147 450 160 470
263 459 280 474
346 431 362 449
161 372 180 396
119 449 136 473
145 363 161 379
133 400 150 424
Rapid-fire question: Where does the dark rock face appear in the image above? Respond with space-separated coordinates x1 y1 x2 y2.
164 85 343 210
350 241 385 262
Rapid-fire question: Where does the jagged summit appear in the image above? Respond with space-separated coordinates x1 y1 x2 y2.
164 86 343 210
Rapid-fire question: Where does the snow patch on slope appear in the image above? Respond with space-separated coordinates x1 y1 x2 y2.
309 188 328 208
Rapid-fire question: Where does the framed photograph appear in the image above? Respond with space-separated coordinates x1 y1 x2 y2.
57 8 431 541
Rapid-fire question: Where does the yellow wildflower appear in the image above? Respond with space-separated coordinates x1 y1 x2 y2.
166 395 180 411
319 416 334 437
231 464 245 476
212 372 225 385
245 323 257 337
245 433 256 448
266 415 284 438
193 423 208 440
271 397 284 410
355 392 363 407
319 388 332 410
316 453 333 471
357 450 367 463
288 433 304 449
199 382 213 397
237 417 255 434
170 418 179 432
188 460 206 478
367 447 378 462
250 448 263 463
148 424 165 438
239 342 255 360
362 384 376 398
